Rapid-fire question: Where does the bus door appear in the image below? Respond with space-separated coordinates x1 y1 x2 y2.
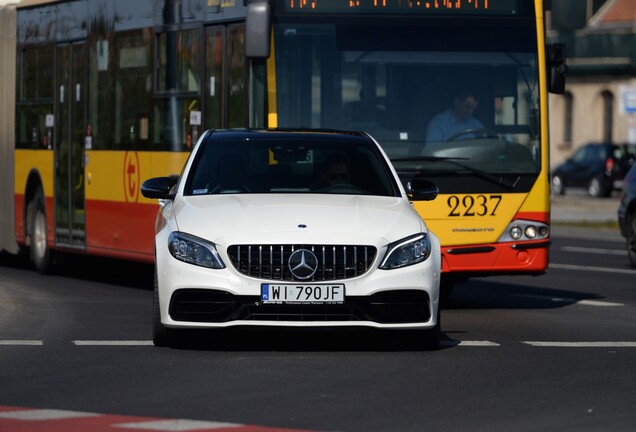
54 42 86 249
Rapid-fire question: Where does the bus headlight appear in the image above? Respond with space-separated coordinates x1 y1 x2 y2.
498 220 549 243
380 233 431 269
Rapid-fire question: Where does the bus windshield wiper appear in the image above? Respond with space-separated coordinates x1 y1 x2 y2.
391 156 520 191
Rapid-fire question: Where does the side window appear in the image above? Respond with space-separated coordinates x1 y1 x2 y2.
562 91 573 145
227 24 246 128
602 90 614 144
115 30 152 150
154 28 202 151
17 46 54 149
204 23 247 131
572 147 587 163
584 146 602 163
89 36 114 149
205 26 223 130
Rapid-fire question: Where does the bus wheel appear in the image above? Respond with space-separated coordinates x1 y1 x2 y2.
153 269 172 347
30 191 52 274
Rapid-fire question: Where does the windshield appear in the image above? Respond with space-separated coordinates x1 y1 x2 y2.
184 132 401 197
273 19 541 188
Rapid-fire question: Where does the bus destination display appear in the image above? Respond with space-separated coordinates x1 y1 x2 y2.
285 0 519 14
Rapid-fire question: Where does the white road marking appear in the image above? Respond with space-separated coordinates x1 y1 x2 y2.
115 419 244 431
73 340 154 346
578 299 624 307
514 294 624 307
0 340 43 346
0 409 100 421
561 246 626 256
440 340 500 347
550 263 636 275
523 341 636 348
2 339 636 349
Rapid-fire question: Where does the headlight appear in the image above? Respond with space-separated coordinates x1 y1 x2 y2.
497 219 550 242
380 233 431 270
168 232 225 269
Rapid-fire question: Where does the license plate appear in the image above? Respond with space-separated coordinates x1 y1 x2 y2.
261 284 345 304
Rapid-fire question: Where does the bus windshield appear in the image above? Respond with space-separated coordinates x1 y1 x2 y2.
273 19 541 179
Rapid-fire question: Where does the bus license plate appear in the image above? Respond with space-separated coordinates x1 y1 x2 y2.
261 284 345 304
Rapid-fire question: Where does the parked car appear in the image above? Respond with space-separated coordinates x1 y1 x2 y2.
618 163 636 268
141 129 442 348
551 143 636 197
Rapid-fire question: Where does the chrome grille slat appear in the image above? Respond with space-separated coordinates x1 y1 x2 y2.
227 244 377 282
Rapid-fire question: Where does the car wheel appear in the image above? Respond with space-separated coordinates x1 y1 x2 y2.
421 307 441 349
627 213 636 268
153 269 172 347
30 189 53 274
551 174 565 195
440 277 454 305
588 176 609 198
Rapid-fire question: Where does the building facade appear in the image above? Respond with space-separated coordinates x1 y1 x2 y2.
548 0 636 167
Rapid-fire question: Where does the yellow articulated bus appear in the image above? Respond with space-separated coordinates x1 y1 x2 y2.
0 0 565 295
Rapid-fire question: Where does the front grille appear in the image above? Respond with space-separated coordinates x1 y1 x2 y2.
227 244 377 282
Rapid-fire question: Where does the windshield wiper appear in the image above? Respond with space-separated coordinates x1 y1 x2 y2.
391 156 520 191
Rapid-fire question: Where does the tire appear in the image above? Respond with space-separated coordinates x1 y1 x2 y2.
401 308 441 351
551 174 565 195
422 307 441 349
153 269 172 347
588 176 610 198
626 213 636 268
440 277 454 305
30 189 53 274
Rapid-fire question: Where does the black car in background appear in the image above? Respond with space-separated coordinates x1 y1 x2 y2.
618 163 636 268
551 143 636 198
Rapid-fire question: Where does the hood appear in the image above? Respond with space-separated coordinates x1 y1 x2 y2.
172 194 425 246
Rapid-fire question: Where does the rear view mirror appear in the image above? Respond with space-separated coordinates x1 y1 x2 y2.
245 0 271 59
141 176 178 200
409 178 439 201
548 43 568 94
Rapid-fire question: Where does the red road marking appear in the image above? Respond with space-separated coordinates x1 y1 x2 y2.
0 406 322 432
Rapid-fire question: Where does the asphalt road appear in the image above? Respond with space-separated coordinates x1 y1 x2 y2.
0 214 635 431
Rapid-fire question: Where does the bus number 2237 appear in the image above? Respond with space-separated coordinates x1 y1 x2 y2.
447 195 502 217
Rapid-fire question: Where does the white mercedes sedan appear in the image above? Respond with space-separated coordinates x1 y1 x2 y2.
141 129 441 348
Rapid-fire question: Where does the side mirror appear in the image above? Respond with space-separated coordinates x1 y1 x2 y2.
409 178 439 201
547 43 567 95
245 0 271 59
141 176 178 200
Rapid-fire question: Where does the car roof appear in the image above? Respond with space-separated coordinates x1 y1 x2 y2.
205 128 372 143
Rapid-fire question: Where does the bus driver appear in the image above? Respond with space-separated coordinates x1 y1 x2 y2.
425 89 483 144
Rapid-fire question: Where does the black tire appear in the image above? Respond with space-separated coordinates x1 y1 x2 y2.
153 269 172 347
422 307 442 349
30 189 53 274
588 176 610 198
440 277 454 305
551 174 565 195
400 308 441 351
626 213 636 268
